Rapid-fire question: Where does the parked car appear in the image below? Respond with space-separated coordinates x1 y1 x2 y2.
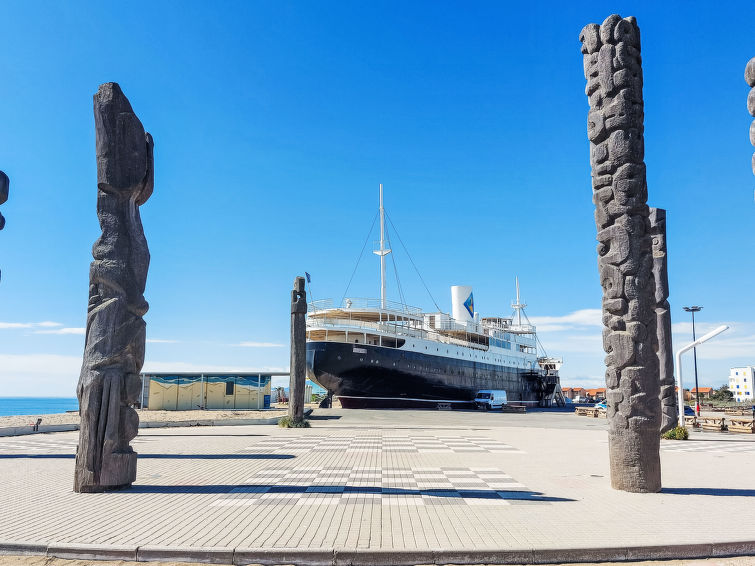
594 400 607 410
474 390 508 411
684 405 695 416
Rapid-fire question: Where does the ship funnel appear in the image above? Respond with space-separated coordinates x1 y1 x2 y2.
451 286 474 322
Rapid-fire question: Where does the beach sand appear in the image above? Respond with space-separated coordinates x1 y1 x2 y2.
0 407 288 429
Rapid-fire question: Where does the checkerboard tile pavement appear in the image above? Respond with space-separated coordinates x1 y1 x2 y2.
243 434 523 454
0 434 148 454
661 439 755 453
211 466 537 507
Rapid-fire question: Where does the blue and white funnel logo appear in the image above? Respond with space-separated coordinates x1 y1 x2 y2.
463 292 474 318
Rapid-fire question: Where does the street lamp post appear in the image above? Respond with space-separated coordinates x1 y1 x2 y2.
676 325 729 427
683 306 703 415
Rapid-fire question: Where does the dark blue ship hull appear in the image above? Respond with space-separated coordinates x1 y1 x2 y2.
306 341 552 408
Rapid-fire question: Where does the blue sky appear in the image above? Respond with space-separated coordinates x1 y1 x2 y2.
1 1 753 396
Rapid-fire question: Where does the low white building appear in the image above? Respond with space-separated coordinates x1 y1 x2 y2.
729 367 754 402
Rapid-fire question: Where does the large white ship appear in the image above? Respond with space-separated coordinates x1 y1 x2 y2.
305 186 563 409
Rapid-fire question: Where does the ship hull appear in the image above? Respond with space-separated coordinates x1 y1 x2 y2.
306 340 549 408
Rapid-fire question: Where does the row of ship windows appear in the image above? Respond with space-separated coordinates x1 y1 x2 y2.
390 343 530 367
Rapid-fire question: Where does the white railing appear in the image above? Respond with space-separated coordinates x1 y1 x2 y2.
306 316 489 350
308 297 423 317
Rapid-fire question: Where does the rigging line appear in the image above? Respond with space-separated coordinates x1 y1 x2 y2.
385 224 407 309
341 211 379 306
520 309 549 359
385 212 441 312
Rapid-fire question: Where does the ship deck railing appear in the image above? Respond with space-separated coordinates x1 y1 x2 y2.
308 298 423 317
306 316 490 350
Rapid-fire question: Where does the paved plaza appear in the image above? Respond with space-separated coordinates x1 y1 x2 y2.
1 409 755 564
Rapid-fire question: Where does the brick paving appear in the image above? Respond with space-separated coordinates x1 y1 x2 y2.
0 409 754 555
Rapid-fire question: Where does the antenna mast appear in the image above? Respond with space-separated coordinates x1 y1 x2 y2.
373 184 391 309
512 276 526 326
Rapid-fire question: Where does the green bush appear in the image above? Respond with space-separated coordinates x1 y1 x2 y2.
661 426 689 440
279 415 310 428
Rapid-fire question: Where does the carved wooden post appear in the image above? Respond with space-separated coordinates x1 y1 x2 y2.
74 83 154 493
289 276 307 424
746 58 755 177
580 15 661 492
0 171 7 283
650 208 676 433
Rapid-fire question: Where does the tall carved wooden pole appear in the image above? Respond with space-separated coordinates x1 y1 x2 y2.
650 208 676 434
580 15 661 492
74 83 154 492
289 276 307 424
0 171 8 283
746 58 755 177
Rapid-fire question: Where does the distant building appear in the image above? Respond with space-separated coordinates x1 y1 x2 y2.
585 387 606 400
729 367 754 403
690 387 714 399
675 386 692 402
561 386 604 402
562 387 585 401
139 372 288 410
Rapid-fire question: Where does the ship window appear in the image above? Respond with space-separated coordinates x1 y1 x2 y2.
225 381 234 396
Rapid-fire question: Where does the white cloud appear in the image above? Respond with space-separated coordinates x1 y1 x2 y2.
0 353 81 396
559 374 606 389
538 332 603 354
0 321 63 329
529 309 602 332
146 339 180 344
236 341 285 348
34 327 85 335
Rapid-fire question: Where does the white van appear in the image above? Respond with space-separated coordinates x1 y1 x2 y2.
474 390 508 411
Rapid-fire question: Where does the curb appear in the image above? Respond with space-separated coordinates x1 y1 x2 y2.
0 540 47 556
138 545 234 564
0 409 313 438
47 542 138 561
2 540 755 564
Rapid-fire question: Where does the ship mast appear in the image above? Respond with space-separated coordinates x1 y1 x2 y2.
512 276 526 327
373 184 391 309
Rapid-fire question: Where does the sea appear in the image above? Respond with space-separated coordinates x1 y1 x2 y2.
0 397 79 417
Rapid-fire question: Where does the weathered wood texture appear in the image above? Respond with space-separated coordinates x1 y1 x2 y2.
289 276 307 423
74 83 154 493
746 58 755 177
649 208 676 434
0 171 8 282
729 419 755 434
700 417 726 432
580 15 661 492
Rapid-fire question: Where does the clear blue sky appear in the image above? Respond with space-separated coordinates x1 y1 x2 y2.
1 1 753 396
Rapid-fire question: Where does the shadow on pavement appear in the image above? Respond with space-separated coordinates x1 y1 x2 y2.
137 433 270 438
662 487 755 497
127 483 574 502
0 453 294 460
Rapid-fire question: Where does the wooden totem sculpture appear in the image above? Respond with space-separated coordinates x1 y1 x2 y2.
289 276 307 424
74 83 154 492
0 171 7 283
650 208 676 434
580 15 661 492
